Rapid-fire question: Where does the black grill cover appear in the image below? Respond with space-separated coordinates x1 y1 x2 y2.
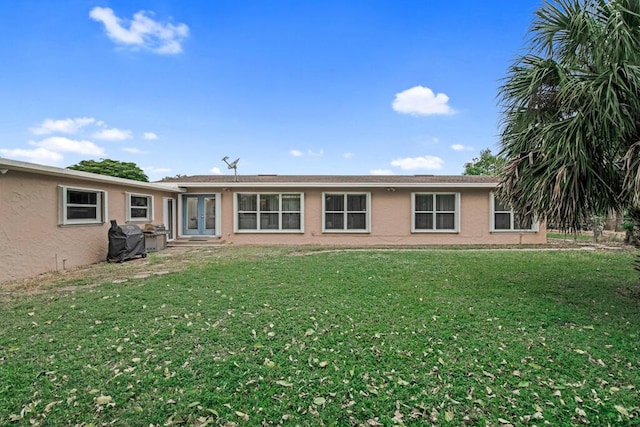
107 220 146 262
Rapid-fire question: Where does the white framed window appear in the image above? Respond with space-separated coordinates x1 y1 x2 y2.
58 185 107 225
126 193 154 222
234 193 304 232
322 192 370 233
490 192 538 232
412 193 460 232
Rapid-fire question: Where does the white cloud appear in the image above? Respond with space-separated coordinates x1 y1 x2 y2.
289 149 324 157
210 167 222 175
89 7 189 55
451 144 474 151
30 137 105 156
30 117 96 135
92 128 132 141
392 86 455 116
123 147 147 154
143 132 158 140
391 155 444 170
370 169 395 175
0 147 63 163
344 152 354 159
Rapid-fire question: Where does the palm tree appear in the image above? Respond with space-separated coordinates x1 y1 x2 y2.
497 0 640 242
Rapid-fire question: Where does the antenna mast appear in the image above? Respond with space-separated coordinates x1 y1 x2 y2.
221 156 240 182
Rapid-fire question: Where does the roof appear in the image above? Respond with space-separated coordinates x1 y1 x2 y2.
160 174 498 188
0 157 183 192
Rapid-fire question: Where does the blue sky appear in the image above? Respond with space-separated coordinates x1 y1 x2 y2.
0 0 542 180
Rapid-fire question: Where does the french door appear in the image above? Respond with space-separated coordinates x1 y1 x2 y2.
182 195 217 236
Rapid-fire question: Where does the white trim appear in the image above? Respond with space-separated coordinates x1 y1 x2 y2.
411 192 460 233
162 197 177 240
233 192 305 233
489 192 539 232
126 192 154 222
0 157 183 192
175 181 496 189
58 185 107 226
322 192 371 233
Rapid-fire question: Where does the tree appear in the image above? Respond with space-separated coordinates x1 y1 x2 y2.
463 149 505 176
497 0 640 241
68 159 149 182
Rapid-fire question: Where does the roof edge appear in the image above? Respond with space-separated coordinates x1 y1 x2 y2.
0 157 184 192
172 181 497 189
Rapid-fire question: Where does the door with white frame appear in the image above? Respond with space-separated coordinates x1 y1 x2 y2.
182 194 218 236
163 197 177 241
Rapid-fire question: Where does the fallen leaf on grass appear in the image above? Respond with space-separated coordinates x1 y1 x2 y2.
444 410 454 422
235 411 249 421
614 405 630 417
313 397 326 405
95 395 112 405
43 400 62 413
276 380 293 387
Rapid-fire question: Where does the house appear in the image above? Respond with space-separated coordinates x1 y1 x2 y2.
0 157 546 284
0 158 181 284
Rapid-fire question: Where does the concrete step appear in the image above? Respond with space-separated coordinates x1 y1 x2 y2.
167 237 226 247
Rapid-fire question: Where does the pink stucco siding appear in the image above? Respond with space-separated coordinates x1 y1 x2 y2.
0 169 176 283
0 159 546 285
187 186 546 246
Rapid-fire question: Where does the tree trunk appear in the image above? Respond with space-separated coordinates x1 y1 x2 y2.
624 207 640 247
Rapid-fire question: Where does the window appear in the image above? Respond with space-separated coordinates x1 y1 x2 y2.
126 193 153 222
58 186 106 225
413 193 459 232
323 193 370 232
235 193 303 232
490 193 537 232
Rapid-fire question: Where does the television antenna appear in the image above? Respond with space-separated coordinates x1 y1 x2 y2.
221 156 240 181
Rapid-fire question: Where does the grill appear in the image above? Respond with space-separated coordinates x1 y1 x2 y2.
143 224 170 252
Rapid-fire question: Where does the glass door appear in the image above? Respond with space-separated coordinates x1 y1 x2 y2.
183 195 216 235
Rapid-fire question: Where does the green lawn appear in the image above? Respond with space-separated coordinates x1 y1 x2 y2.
1 247 639 426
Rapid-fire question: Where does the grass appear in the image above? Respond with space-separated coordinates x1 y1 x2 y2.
1 246 639 426
547 230 626 243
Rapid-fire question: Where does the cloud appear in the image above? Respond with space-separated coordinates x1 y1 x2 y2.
210 167 223 175
143 132 158 140
92 128 132 141
30 137 105 156
123 147 147 154
392 86 455 116
289 149 324 157
370 169 395 175
344 152 354 159
30 117 96 135
0 147 63 163
451 144 474 151
390 155 444 170
89 7 189 54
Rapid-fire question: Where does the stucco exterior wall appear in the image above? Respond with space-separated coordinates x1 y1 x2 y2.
186 186 546 246
0 170 176 283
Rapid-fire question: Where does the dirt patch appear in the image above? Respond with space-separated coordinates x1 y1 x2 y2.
0 247 223 300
